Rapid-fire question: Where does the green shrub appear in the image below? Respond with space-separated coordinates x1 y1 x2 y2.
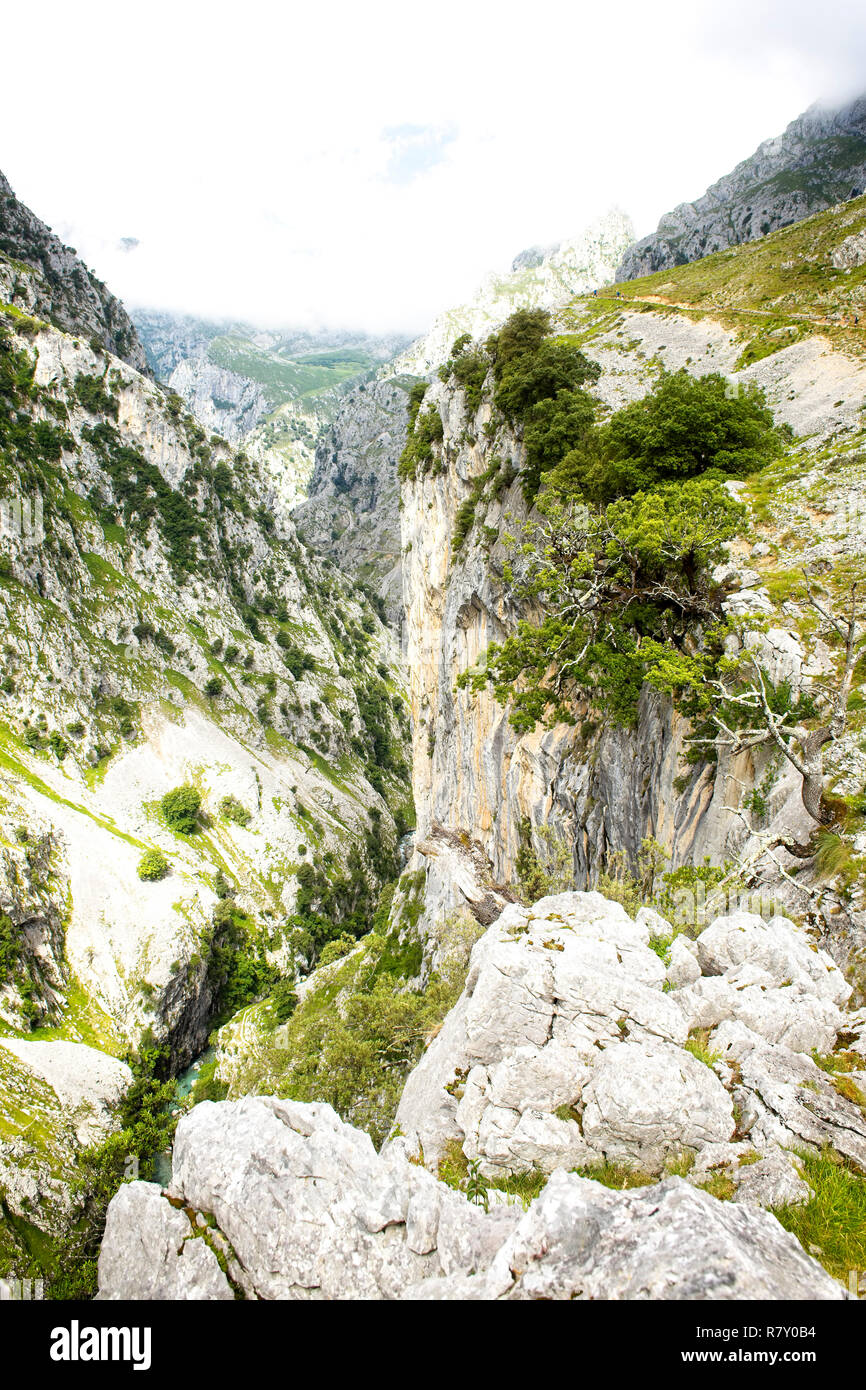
521 388 595 502
319 933 357 967
275 959 464 1146
0 910 20 985
47 731 67 760
161 784 201 834
267 976 299 1025
74 373 119 420
276 630 315 678
492 329 599 423
219 794 251 827
440 335 489 414
137 848 169 881
552 369 786 503
65 1047 176 1297
203 675 223 698
206 899 277 1021
398 399 444 481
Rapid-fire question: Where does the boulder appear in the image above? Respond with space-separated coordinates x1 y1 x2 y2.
695 912 849 1005
405 1171 844 1300
580 1040 734 1166
666 934 701 988
391 892 689 1175
733 1149 812 1210
97 1184 235 1301
98 1096 520 1301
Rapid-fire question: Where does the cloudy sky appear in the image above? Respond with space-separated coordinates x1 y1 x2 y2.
2 0 865 334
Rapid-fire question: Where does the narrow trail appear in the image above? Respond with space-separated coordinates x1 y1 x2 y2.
591 292 861 332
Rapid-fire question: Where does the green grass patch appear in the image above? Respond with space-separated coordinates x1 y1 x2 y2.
773 1148 866 1283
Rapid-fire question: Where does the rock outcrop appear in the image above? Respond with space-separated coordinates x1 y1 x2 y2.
0 170 148 372
392 892 864 1185
96 1093 842 1301
616 94 866 280
407 1170 844 1301
295 376 414 624
98 1095 520 1300
0 1040 132 1252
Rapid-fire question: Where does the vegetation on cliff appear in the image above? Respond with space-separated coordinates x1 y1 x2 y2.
453 315 786 729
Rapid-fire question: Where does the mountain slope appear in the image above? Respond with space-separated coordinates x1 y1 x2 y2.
397 194 866 979
0 171 148 372
0 230 412 1276
618 94 866 280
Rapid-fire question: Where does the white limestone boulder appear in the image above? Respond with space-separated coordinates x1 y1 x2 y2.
580 1040 734 1166
97 1184 235 1301
97 1095 520 1300
666 934 701 988
405 1171 844 1301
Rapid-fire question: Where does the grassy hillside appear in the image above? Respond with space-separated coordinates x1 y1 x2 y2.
585 194 866 364
207 334 382 408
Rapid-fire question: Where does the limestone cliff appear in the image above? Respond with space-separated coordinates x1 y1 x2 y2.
0 171 148 373
399 196 866 978
294 376 416 624
617 94 866 280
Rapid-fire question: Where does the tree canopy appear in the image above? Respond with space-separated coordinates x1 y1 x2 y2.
551 370 786 504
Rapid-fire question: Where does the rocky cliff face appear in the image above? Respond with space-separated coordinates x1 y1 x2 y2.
164 356 269 444
617 94 866 280
133 312 271 445
0 304 409 1065
399 199 866 977
294 376 415 624
0 254 415 1281
0 171 148 373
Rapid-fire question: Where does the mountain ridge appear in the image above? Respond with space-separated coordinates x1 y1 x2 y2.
0 170 148 372
617 93 866 279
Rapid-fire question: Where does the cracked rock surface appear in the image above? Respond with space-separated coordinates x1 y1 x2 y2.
97 1099 842 1302
391 892 858 1184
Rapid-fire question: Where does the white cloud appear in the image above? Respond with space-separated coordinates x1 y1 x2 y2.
0 0 863 334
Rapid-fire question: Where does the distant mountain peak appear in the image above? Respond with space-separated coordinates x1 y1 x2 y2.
395 207 635 375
